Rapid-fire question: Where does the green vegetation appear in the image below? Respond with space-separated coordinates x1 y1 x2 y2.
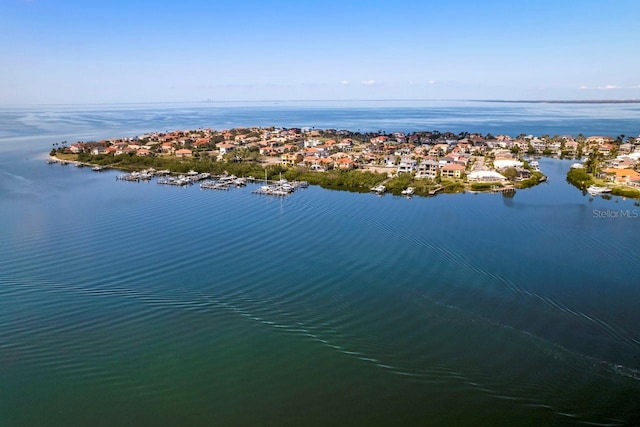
566 166 640 199
282 168 385 192
611 187 640 198
517 172 545 189
440 179 465 194
74 152 268 176
502 167 517 180
69 151 388 192
470 182 502 191
566 168 594 190
384 173 414 195
51 152 78 161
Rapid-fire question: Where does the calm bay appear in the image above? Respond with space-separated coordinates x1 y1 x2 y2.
1 101 639 426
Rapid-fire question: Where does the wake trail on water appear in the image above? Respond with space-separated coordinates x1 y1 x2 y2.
1 274 637 426
287 196 640 354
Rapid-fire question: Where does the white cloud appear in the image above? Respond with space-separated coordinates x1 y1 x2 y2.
361 79 376 85
428 80 436 85
340 80 349 85
578 84 622 90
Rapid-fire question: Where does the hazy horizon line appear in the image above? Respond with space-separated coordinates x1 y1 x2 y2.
2 98 639 108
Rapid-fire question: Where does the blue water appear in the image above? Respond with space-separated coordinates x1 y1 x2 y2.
1 102 639 426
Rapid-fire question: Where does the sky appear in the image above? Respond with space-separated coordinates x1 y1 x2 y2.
1 0 639 104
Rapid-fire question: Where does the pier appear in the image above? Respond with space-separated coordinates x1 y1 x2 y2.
428 185 444 195
492 185 516 193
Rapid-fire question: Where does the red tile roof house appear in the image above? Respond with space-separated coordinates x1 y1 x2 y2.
259 147 278 156
193 138 210 147
598 144 615 156
303 156 333 171
602 168 640 185
69 143 85 154
217 143 236 155
370 135 389 144
161 142 176 154
440 163 466 179
335 157 356 170
175 149 193 158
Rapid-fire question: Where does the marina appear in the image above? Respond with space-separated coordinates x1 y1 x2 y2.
110 166 308 197
252 178 308 196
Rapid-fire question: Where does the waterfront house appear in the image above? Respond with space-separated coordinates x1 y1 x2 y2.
468 170 507 182
611 157 636 169
397 157 417 174
441 163 466 179
69 143 84 154
602 168 640 185
564 140 578 153
494 159 523 169
415 159 440 179
516 169 532 180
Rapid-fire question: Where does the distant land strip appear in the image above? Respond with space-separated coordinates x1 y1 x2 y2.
477 99 640 104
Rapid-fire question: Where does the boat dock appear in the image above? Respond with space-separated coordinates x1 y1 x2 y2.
492 185 516 193
428 185 444 195
252 179 308 196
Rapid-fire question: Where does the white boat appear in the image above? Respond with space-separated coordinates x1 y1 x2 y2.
529 160 540 172
587 185 612 195
401 187 415 196
371 184 386 194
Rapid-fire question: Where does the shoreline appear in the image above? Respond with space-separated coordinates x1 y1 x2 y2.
46 124 639 199
48 152 546 198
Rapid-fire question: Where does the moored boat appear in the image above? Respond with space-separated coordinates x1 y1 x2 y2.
401 187 415 196
587 185 612 195
371 184 386 194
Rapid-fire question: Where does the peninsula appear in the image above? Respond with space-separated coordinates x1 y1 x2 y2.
48 127 640 199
